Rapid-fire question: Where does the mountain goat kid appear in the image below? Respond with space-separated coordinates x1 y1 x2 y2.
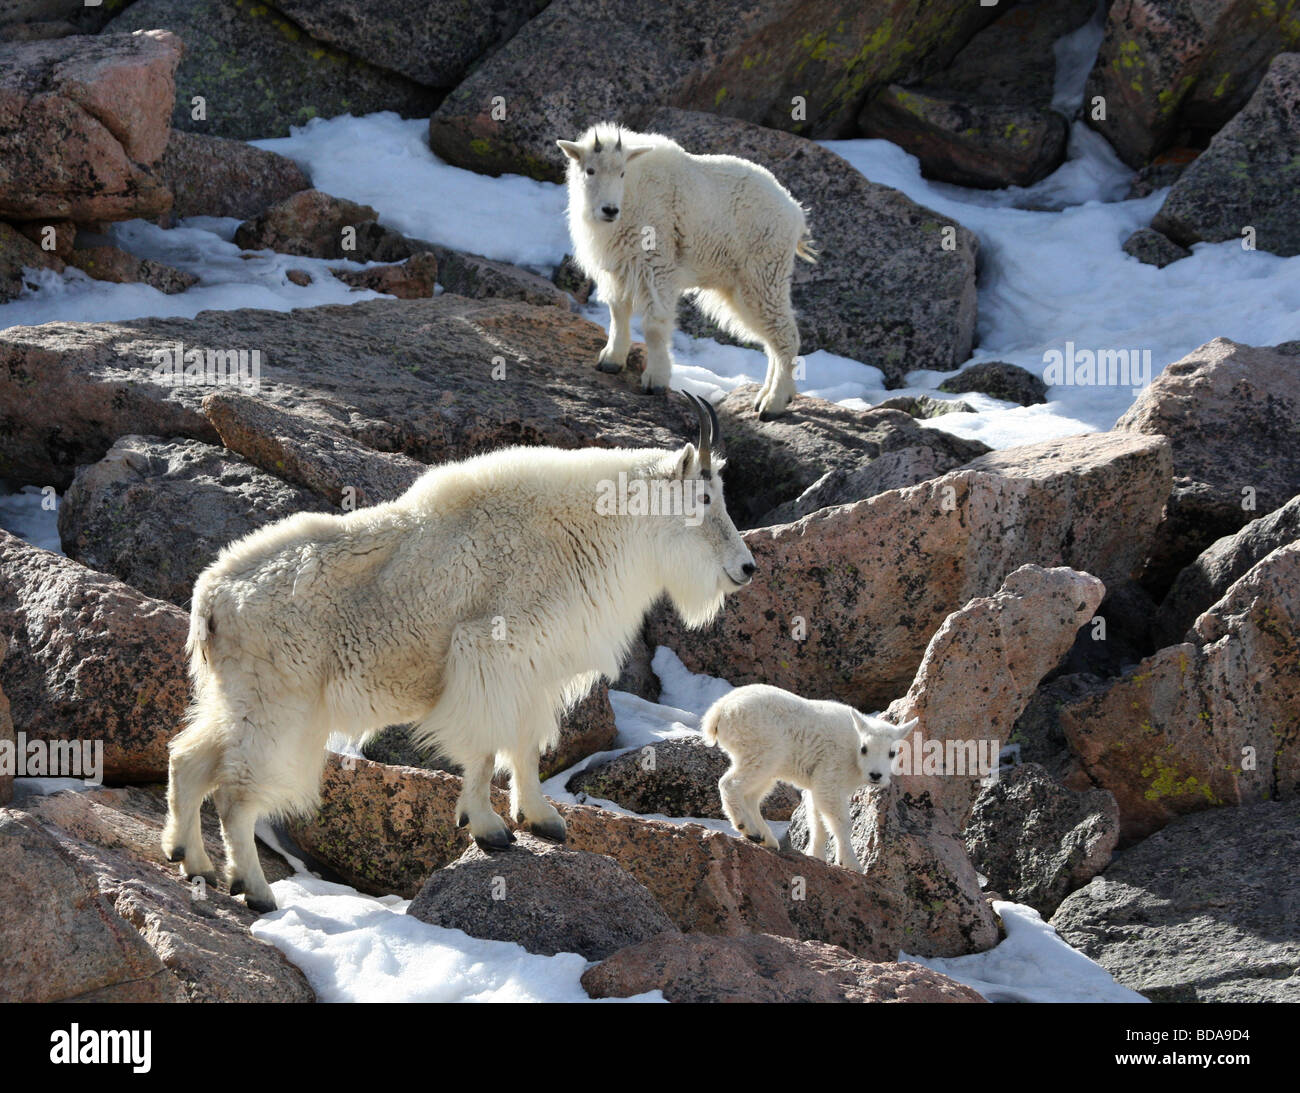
701 684 916 873
162 394 754 912
558 124 816 420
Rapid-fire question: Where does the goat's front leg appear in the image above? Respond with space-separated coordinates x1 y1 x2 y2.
505 741 566 843
826 795 862 873
802 789 827 862
598 294 633 372
641 308 676 394
455 754 514 851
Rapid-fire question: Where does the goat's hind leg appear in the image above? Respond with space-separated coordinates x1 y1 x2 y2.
598 294 633 373
161 724 219 886
213 787 277 912
720 764 779 850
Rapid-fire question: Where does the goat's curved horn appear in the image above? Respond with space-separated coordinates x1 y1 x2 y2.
681 391 714 475
593 131 602 152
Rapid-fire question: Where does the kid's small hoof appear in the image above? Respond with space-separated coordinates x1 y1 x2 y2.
166 846 185 863
596 360 624 374
456 813 469 828
758 408 783 422
641 384 667 396
228 877 245 897
746 833 764 843
246 896 277 914
189 871 218 888
527 817 568 843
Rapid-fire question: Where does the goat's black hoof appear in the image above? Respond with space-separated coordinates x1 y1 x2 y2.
527 818 567 844
228 877 245 897
641 384 667 396
246 896 277 914
456 813 468 828
596 360 624 374
746 833 764 843
474 829 515 852
166 846 185 863
191 871 217 888
758 409 784 422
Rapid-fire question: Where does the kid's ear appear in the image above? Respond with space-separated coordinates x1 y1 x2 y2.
626 145 652 162
673 442 698 479
556 140 583 162
894 717 919 740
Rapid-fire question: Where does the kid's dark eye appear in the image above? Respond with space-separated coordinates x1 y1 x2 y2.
586 167 595 176
888 750 897 759
701 493 711 505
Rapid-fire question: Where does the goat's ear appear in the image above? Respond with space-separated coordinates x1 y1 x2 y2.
626 145 652 162
893 717 919 740
556 140 583 162
673 442 698 479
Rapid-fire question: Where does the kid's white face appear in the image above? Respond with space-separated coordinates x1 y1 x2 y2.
558 136 649 224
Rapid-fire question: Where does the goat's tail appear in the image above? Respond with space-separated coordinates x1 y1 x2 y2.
186 576 215 676
699 702 723 747
795 231 819 264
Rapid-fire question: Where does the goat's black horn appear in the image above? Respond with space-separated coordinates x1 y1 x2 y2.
681 391 714 472
593 132 602 152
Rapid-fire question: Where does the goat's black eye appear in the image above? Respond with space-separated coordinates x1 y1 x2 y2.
586 167 595 176
620 171 625 178
888 750 897 760
701 493 711 505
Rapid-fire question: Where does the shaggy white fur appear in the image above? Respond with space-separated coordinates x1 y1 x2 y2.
558 123 815 419
701 684 915 872
162 424 753 912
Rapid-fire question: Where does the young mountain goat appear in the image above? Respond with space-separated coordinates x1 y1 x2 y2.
163 394 754 912
558 124 816 420
701 684 916 873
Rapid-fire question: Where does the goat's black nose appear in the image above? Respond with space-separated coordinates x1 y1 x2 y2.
869 771 882 782
741 562 756 577
601 204 619 217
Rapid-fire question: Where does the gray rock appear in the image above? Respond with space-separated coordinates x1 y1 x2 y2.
787 788 999 958
938 361 1048 405
1122 227 1191 268
874 394 975 418
1156 493 1300 647
1117 337 1300 592
105 0 438 141
58 435 331 605
1083 0 1300 168
427 0 998 180
272 0 548 88
716 392 989 529
406 832 679 960
964 763 1119 917
860 87 1068 190
1051 798 1300 1001
429 244 570 309
567 737 801 820
1153 53 1300 255
760 444 979 526
157 130 310 222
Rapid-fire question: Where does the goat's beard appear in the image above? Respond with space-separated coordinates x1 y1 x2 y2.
668 581 728 631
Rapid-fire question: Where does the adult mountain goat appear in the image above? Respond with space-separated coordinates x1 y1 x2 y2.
162 395 754 912
558 124 816 419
